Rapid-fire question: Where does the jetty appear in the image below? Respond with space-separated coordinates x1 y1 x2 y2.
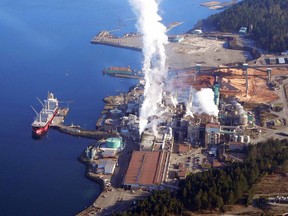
50 108 69 126
91 31 142 51
166 21 184 32
91 21 183 51
103 66 144 80
51 124 118 139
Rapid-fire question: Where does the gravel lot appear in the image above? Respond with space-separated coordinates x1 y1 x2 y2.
166 35 252 69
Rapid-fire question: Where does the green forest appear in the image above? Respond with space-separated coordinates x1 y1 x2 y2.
203 0 288 52
118 139 288 216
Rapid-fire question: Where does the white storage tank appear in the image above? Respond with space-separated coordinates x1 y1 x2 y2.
240 113 248 125
239 135 245 143
245 135 250 143
233 135 238 142
235 103 242 112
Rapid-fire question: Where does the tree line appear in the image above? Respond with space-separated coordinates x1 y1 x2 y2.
202 0 288 52
178 138 288 211
117 138 288 215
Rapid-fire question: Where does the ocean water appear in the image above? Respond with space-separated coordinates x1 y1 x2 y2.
0 0 225 215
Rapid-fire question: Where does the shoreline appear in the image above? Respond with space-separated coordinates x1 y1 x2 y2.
76 151 105 215
75 84 143 215
77 33 288 215
76 5 288 215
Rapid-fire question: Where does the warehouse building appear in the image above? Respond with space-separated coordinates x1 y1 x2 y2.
123 151 170 190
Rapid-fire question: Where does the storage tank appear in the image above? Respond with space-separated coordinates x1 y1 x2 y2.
248 114 253 124
106 137 122 149
235 103 242 112
239 108 245 115
110 108 122 117
240 113 248 125
239 135 245 143
245 135 250 143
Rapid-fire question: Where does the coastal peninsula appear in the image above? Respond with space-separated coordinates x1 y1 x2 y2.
60 0 288 215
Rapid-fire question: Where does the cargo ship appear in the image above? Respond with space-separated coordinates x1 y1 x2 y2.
31 92 59 136
103 66 144 80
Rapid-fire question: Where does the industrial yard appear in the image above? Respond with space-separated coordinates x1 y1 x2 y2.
172 66 287 104
92 32 253 69
75 64 288 215
72 40 288 214
166 34 251 69
69 24 288 215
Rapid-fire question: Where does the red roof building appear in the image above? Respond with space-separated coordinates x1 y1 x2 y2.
123 151 170 189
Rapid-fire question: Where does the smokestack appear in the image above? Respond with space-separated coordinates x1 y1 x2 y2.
128 0 168 135
129 1 219 134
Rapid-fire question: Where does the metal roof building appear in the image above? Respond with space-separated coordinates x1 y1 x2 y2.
278 57 285 64
100 148 117 158
239 27 247 34
123 151 170 189
104 160 116 174
97 159 117 175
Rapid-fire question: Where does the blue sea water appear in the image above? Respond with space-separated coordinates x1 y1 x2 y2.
0 0 226 215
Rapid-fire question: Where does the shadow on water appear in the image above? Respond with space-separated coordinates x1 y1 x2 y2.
31 131 49 140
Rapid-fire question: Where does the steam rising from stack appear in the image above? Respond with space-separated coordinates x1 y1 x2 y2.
129 0 219 135
185 88 219 117
193 88 219 116
128 0 168 135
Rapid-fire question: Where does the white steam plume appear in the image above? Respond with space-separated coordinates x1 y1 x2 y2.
128 0 168 135
192 88 219 116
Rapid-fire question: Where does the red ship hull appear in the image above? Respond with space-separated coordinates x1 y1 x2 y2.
32 109 58 136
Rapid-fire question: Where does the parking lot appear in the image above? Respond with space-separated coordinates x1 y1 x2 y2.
167 147 209 182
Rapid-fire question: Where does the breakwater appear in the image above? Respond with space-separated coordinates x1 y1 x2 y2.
52 124 118 139
91 31 142 51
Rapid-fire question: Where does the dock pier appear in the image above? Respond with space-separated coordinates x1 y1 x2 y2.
52 123 118 139
51 107 118 139
91 31 142 51
90 22 183 52
51 108 69 126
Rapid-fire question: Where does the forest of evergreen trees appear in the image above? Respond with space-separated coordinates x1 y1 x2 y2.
203 0 288 52
118 139 288 215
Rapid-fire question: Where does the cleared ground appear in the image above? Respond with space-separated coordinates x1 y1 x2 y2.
172 67 288 104
166 35 251 69
253 174 288 215
254 174 288 197
92 33 251 69
219 67 279 103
